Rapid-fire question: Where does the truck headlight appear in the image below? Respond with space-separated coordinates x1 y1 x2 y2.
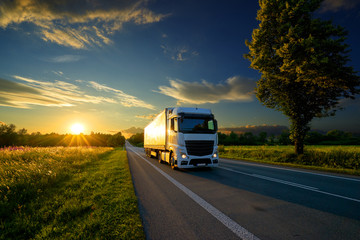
213 152 217 158
181 153 187 159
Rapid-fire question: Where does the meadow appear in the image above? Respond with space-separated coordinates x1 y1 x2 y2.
0 147 144 239
219 145 360 175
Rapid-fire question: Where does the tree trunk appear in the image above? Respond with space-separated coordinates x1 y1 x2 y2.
294 139 304 155
290 119 309 155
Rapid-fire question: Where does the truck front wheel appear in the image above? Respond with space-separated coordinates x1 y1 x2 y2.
170 154 178 170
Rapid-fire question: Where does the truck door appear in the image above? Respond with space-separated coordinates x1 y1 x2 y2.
169 117 178 145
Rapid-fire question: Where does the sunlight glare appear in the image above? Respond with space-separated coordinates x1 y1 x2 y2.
70 123 85 135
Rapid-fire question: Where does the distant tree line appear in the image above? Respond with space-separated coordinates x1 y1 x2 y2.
0 124 125 147
218 130 360 146
128 132 144 147
120 129 360 147
125 129 360 146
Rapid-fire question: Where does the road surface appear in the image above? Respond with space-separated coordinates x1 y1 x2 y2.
126 143 360 240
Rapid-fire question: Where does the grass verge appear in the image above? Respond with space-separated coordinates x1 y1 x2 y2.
219 145 360 176
0 147 145 239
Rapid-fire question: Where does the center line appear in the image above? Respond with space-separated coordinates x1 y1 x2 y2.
127 145 260 240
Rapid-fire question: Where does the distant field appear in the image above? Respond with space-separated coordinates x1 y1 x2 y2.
219 145 360 175
0 147 144 240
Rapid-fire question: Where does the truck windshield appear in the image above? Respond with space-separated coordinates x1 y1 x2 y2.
179 117 217 133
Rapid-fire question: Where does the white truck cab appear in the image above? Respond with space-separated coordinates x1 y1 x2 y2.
144 107 219 169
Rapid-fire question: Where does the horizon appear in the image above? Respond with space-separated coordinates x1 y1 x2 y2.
1 0 360 134
2 122 359 138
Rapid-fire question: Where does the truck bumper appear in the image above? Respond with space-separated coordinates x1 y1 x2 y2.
176 156 219 168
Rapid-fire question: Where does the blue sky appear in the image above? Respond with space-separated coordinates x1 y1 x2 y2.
0 0 359 134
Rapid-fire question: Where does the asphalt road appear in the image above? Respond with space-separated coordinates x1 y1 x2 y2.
126 143 360 240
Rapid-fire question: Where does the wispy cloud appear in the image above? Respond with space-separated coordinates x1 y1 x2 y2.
136 113 158 120
0 77 73 108
1 75 144 109
320 0 360 12
13 75 116 106
1 76 155 109
156 76 255 105
0 0 167 49
88 81 155 110
52 71 64 77
161 45 199 61
338 96 360 108
48 55 83 63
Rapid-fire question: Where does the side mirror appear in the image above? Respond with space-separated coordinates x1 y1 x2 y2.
174 118 178 132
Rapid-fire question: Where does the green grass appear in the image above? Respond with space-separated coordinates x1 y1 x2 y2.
219 145 360 175
0 147 145 240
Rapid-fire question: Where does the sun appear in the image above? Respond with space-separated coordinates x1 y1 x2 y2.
70 123 85 135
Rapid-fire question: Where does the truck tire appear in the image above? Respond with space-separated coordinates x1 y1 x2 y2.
170 155 178 170
158 151 164 164
145 149 151 158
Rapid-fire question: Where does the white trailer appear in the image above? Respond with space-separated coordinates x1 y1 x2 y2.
144 107 219 169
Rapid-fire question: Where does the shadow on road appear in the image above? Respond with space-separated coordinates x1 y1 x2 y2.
180 164 360 221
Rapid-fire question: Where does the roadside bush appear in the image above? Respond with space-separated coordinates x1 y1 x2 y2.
218 145 225 153
219 145 360 171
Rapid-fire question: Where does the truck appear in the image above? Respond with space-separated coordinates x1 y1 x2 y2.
144 107 219 169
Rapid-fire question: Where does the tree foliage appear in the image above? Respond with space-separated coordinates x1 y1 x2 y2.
128 132 144 147
107 132 126 147
218 131 269 145
245 0 360 154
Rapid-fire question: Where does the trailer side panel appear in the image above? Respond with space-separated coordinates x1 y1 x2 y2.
144 109 167 150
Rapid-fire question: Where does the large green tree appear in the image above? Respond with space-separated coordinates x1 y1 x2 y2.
245 0 359 154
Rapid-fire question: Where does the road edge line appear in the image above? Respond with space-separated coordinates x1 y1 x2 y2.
128 145 261 240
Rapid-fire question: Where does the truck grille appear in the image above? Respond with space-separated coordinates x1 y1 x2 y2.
185 140 214 156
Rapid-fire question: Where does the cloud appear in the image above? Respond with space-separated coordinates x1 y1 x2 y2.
88 81 155 109
338 96 360 108
161 45 199 61
0 0 167 49
0 77 73 108
52 71 63 77
320 0 360 12
0 76 118 108
1 76 153 110
156 76 255 105
136 113 158 120
48 55 83 63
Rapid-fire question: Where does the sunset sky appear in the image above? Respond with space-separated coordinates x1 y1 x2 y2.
1 0 360 135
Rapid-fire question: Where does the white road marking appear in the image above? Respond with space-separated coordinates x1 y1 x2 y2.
220 158 360 182
219 166 318 191
218 166 360 203
252 174 318 191
127 145 260 240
